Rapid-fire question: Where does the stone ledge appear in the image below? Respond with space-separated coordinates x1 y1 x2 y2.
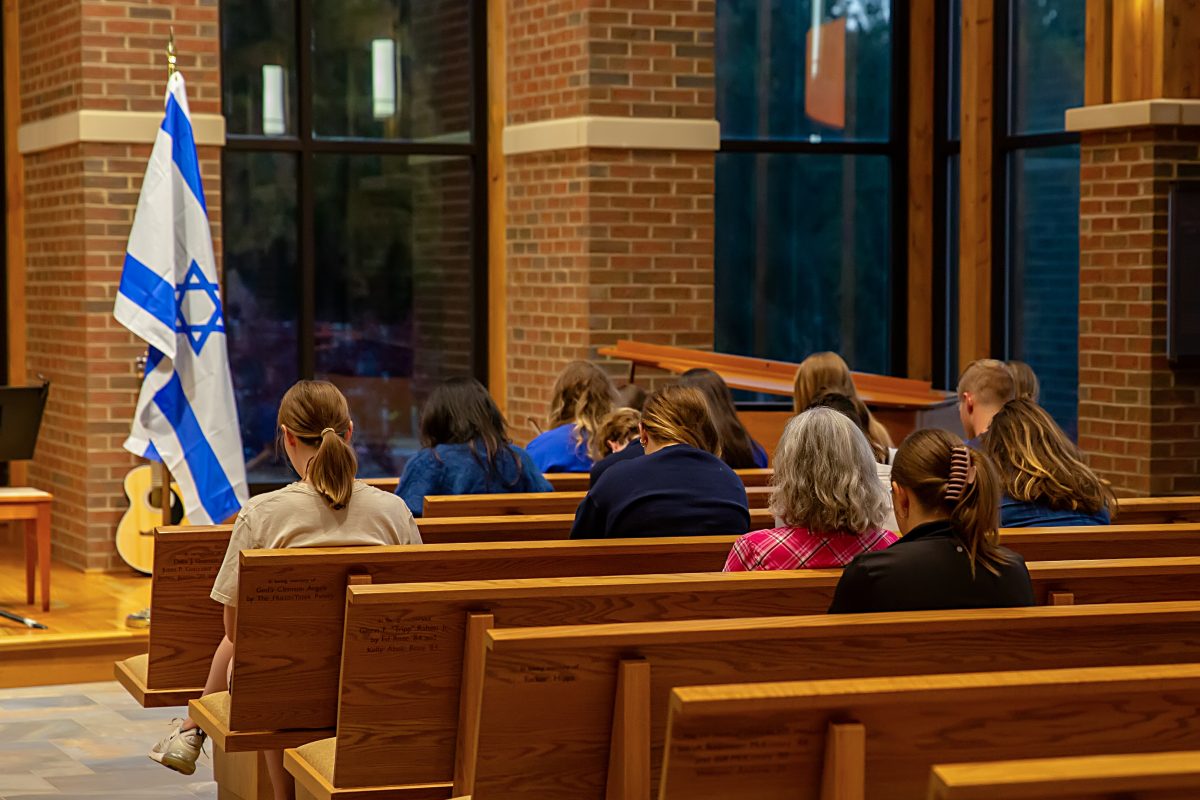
18 110 227 154
503 116 720 156
1066 99 1200 132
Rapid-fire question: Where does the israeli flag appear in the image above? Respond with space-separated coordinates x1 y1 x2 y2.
114 73 248 525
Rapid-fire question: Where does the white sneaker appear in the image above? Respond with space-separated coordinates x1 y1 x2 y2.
149 720 205 775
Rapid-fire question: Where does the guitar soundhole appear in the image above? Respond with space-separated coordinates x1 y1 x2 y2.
148 487 186 525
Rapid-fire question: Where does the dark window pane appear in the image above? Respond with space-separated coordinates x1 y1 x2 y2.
313 154 475 477
223 151 301 483
715 152 891 374
1011 0 1085 135
221 0 297 137
311 0 473 142
942 153 960 388
1010 145 1080 437
948 0 961 140
716 0 893 142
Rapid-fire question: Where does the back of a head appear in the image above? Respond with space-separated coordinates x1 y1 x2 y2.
641 385 720 455
792 351 856 414
984 398 1115 515
1006 360 1040 402
616 383 648 412
548 361 618 442
421 377 511 465
772 407 890 533
891 428 1005 574
678 368 756 468
593 407 641 460
805 390 886 463
278 380 357 509
957 359 1017 408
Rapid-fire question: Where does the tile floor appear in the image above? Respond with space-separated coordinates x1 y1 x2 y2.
0 681 215 799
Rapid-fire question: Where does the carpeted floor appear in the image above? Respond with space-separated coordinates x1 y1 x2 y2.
0 681 215 799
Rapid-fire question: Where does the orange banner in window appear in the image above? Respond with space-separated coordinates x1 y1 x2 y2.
805 17 846 130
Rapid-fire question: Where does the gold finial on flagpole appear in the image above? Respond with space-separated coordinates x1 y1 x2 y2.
166 27 177 78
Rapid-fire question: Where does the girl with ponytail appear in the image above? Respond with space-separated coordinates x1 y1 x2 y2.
828 428 1033 614
151 381 421 798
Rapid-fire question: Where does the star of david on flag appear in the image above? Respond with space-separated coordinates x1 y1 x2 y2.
113 72 248 525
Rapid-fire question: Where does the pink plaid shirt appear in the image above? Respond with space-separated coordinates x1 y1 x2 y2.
723 525 898 572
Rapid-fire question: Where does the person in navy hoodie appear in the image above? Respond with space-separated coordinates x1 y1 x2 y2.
589 407 643 487
678 368 769 469
570 385 750 539
526 361 618 473
982 398 1116 527
397 378 552 516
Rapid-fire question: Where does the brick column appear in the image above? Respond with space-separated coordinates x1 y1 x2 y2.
17 1 222 570
1073 115 1200 496
501 1 718 439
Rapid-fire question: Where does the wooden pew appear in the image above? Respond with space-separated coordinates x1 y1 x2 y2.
1116 496 1200 525
465 600 1200 799
422 486 774 518
658 664 1200 800
416 508 774 544
927 751 1200 800
114 522 1200 709
294 558 1200 800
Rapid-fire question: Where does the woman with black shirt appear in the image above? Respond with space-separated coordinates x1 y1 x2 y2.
829 428 1034 613
570 385 750 539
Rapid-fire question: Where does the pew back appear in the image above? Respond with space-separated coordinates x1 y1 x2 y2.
421 486 773 518
415 508 774 544
658 664 1200 800
468 599 1200 799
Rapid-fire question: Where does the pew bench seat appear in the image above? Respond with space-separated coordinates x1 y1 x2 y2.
928 751 1200 800
113 653 201 708
285 739 453 800
189 691 326 753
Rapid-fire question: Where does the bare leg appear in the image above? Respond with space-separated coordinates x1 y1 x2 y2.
264 750 295 800
180 635 234 731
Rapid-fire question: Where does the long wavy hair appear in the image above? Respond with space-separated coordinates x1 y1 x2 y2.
546 361 618 453
983 399 1116 516
770 408 890 534
421 377 523 488
792 352 894 454
678 368 759 468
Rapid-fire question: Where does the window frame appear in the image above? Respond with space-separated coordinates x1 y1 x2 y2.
716 2 911 378
219 0 490 487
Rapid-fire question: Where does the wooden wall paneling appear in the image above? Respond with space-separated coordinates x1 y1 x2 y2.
957 0 993 370
3 0 27 487
1085 0 1113 105
1155 0 1200 99
487 0 508 413
1110 0 1155 102
907 0 935 382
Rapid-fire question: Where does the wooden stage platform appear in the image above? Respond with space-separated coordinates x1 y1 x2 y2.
0 552 151 689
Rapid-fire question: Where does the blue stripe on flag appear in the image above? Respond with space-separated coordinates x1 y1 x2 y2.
161 94 207 212
119 253 176 332
153 372 240 523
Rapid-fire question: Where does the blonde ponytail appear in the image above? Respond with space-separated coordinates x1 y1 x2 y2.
278 381 357 509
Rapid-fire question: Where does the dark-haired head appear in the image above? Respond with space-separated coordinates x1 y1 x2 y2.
421 377 522 484
891 428 1007 575
678 368 758 468
804 391 886 463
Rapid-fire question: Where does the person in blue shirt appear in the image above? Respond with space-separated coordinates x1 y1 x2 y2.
982 398 1116 527
397 377 552 516
526 361 618 473
678 368 769 468
570 385 751 539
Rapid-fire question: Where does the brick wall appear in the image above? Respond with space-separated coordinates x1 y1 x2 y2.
17 0 222 570
1077 126 1200 496
503 0 717 439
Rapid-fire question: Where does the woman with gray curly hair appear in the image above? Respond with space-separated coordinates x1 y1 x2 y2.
724 407 897 571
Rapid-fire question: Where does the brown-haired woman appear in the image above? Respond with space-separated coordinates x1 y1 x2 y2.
527 360 619 472
570 385 751 539
984 398 1115 527
589 407 644 486
828 428 1033 613
1007 360 1040 402
149 381 421 798
792 352 894 458
678 368 769 468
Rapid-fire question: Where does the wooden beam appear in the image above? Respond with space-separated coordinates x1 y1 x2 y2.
1155 0 1200 99
907 0 935 382
486 0 508 414
1085 0 1113 105
3 0 27 487
958 0 993 370
1111 0 1156 102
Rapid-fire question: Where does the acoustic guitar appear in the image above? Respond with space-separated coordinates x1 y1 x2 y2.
116 464 187 575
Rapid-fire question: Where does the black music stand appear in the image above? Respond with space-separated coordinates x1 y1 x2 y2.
0 382 50 629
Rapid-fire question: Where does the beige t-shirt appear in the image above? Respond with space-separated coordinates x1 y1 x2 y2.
210 480 422 606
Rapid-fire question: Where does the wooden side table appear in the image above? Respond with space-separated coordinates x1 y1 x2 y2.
0 488 53 611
